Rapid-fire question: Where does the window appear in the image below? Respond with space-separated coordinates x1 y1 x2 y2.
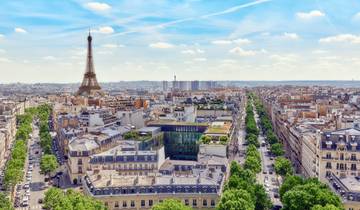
131 200 135 207
185 199 189 206
211 200 215 207
78 159 83 165
326 162 332 169
351 164 357 171
122 201 127 207
141 200 146 207
149 200 153 206
340 153 344 160
203 199 207 206
114 201 119 208
193 199 197 207
339 163 345 170
326 153 331 159
351 154 356 161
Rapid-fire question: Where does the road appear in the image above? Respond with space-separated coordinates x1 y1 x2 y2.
15 123 46 210
254 112 282 207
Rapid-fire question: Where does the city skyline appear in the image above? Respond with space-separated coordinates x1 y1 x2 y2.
1 0 360 83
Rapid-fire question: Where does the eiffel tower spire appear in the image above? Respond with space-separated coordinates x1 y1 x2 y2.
76 31 103 96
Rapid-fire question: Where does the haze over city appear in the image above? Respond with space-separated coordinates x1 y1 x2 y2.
1 0 360 83
1 1 360 210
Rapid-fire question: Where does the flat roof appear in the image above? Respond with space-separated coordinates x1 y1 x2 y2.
340 177 360 192
147 120 208 126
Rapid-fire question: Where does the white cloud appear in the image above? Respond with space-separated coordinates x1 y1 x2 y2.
212 38 251 45
353 12 360 21
233 38 251 45
212 40 232 45
0 34 4 38
84 2 111 12
270 54 298 62
101 44 124 48
95 26 114 34
0 49 6 54
282 32 299 40
222 59 237 64
193 57 207 62
0 57 11 62
312 50 328 54
296 10 325 20
319 34 360 44
14 27 27 34
196 49 205 54
43 56 56 60
229 47 256 56
181 48 205 55
149 42 174 49
181 50 196 55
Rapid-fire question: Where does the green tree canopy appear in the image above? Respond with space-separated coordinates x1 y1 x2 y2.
244 155 261 173
151 199 192 210
0 193 14 210
44 188 107 210
279 175 303 198
282 182 343 210
274 157 293 176
217 189 255 210
270 143 285 156
311 204 343 210
40 154 59 175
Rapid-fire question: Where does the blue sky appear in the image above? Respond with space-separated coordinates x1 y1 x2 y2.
1 0 360 83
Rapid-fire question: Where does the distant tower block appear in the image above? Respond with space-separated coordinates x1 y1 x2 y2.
76 31 104 96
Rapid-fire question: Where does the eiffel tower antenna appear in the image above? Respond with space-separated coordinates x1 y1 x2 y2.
76 31 103 96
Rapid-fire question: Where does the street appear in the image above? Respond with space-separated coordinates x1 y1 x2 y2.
254 112 282 207
15 123 46 210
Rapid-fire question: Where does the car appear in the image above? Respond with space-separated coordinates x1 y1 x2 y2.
272 205 282 210
274 193 280 198
22 201 29 207
263 171 268 174
23 184 30 189
38 198 43 204
269 171 274 174
269 157 274 160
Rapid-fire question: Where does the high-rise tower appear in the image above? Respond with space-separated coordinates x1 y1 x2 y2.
76 31 103 96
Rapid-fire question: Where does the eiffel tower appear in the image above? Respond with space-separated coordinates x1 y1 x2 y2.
76 31 103 96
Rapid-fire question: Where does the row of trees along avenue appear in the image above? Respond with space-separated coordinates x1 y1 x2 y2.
253 93 344 210
216 93 272 210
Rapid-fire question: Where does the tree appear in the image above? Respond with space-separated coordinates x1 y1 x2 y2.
246 133 259 147
279 175 303 199
311 204 342 210
270 143 285 156
274 157 293 176
124 131 138 140
200 135 212 144
0 193 14 210
151 199 192 210
282 183 343 210
244 155 261 173
254 184 272 210
266 131 278 144
40 154 58 176
217 189 255 210
44 188 107 210
230 161 242 176
219 136 229 144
